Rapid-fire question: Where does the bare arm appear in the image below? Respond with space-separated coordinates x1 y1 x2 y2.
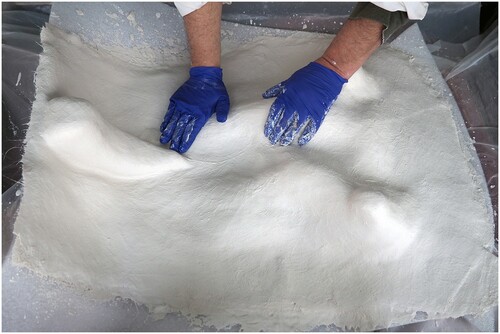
263 17 384 146
183 2 222 67
315 18 384 79
160 2 228 153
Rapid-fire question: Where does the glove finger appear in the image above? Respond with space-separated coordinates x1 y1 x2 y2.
178 117 205 153
298 117 318 146
159 109 180 144
169 114 191 152
215 96 230 123
269 109 295 145
279 111 300 146
264 99 286 138
160 101 176 132
262 82 285 99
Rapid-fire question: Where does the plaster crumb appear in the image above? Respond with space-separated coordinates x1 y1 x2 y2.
127 11 137 28
15 72 22 86
105 11 119 20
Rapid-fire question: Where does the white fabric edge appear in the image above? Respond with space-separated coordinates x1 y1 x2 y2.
174 1 207 17
372 2 429 20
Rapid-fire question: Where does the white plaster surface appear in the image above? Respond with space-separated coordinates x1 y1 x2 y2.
11 18 497 332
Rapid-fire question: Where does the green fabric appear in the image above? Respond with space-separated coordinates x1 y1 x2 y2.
349 2 410 43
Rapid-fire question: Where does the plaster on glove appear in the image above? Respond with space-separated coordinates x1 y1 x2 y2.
262 62 347 146
160 66 230 153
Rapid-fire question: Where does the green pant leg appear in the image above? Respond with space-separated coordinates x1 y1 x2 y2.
349 2 411 43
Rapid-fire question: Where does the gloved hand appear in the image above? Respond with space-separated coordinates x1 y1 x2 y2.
160 67 230 153
262 62 347 146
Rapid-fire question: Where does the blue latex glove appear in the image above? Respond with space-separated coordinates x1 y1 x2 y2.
160 67 230 153
262 62 347 146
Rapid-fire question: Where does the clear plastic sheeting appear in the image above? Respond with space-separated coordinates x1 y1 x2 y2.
2 7 50 192
417 2 481 44
429 22 499 246
220 2 356 34
217 2 482 44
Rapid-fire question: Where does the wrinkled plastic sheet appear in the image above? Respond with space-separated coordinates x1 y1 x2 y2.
430 23 499 243
2 9 49 193
2 2 497 332
218 2 481 43
447 36 498 243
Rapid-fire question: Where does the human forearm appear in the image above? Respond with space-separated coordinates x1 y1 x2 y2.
316 18 383 79
263 17 382 146
183 2 222 67
161 2 227 153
